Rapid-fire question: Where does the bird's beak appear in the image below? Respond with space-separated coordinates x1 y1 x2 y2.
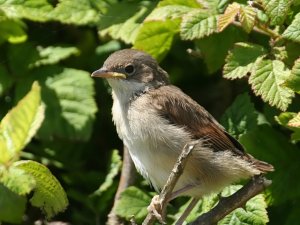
91 68 126 79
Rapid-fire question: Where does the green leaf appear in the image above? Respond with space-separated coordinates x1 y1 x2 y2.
0 166 35 195
98 1 155 44
276 112 300 142
249 59 294 111
0 18 27 44
283 12 300 43
239 5 256 33
158 0 202 8
221 93 258 138
180 12 218 40
30 46 80 68
219 185 269 225
50 0 99 25
134 19 180 62
14 160 68 219
261 0 291 26
146 5 193 21
240 125 300 204
0 82 44 163
93 149 122 195
196 26 247 73
0 65 13 96
223 42 267 79
0 183 26 224
0 0 53 22
15 67 97 141
284 58 300 93
217 2 240 32
115 186 151 223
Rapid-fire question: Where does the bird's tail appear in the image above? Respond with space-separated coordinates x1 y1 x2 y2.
246 153 274 173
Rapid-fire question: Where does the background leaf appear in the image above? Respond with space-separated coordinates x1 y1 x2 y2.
115 186 151 223
14 160 68 219
261 0 292 26
221 93 258 138
0 82 44 163
134 19 180 61
283 12 300 43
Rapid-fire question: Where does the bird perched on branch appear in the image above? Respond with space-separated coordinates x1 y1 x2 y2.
92 49 274 224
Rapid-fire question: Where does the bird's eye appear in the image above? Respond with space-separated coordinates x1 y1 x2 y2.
124 64 135 75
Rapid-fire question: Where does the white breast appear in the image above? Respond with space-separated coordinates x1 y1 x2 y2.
111 85 192 191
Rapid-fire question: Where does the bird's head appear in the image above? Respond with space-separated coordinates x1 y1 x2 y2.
92 49 169 96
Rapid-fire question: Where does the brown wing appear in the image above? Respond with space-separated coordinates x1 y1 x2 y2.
148 85 245 156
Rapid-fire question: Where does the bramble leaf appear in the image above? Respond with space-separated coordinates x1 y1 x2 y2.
261 0 291 26
217 2 240 32
98 1 155 44
283 12 300 43
223 42 267 79
284 58 300 93
0 82 44 163
145 5 193 21
249 59 294 111
219 185 269 225
50 0 99 25
30 46 80 68
0 0 53 22
115 186 151 223
239 5 256 33
134 19 180 62
221 93 258 138
14 160 68 219
0 19 27 44
180 12 218 40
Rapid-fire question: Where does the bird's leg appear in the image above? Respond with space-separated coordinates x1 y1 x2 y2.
175 197 200 225
169 184 195 201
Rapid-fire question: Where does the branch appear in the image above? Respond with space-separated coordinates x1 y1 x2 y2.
142 141 198 225
189 175 272 225
107 146 137 225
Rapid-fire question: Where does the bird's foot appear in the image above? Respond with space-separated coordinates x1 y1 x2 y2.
147 195 165 224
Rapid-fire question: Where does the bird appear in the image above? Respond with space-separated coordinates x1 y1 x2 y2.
92 49 274 224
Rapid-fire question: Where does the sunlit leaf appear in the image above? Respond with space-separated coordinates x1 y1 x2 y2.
239 5 256 33
158 0 202 8
14 160 68 219
180 12 218 40
50 0 99 25
146 5 193 21
134 19 180 62
283 12 300 43
249 59 294 111
98 1 155 44
224 42 267 79
0 82 44 163
0 0 53 22
217 2 240 32
31 46 80 68
0 166 35 195
261 0 291 26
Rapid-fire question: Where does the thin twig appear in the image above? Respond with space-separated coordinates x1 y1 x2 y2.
142 141 199 225
189 175 272 225
107 146 137 225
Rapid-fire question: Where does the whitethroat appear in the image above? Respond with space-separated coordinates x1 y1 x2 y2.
92 49 273 224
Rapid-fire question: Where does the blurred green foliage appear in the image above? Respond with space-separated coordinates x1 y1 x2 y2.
0 0 300 224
